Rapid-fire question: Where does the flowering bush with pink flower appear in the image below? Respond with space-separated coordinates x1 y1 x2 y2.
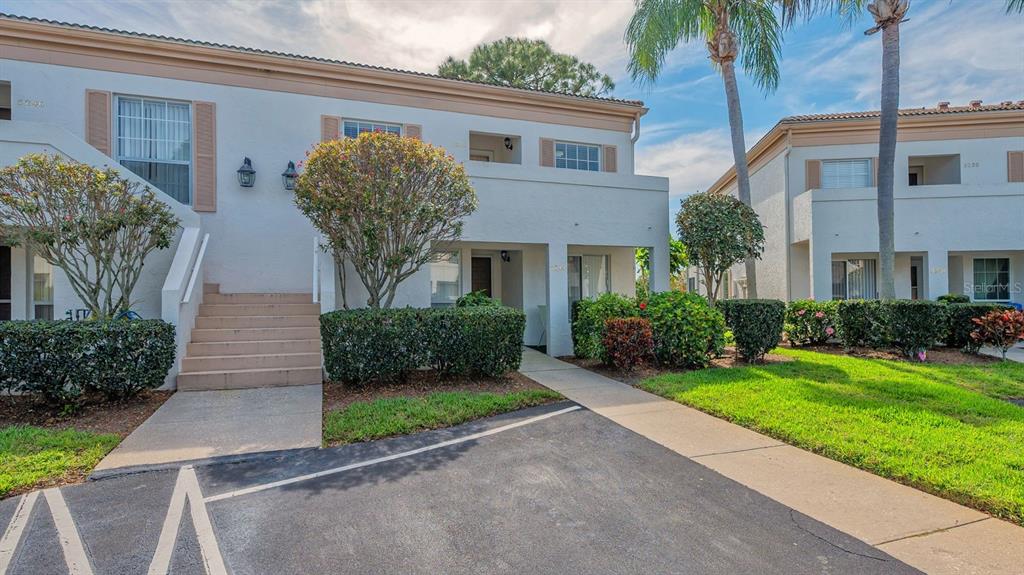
784 299 838 346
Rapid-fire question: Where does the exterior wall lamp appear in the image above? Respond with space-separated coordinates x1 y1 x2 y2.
504 137 514 151
282 161 298 191
237 157 256 187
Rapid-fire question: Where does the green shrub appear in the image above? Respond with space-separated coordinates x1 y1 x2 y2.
937 294 970 304
571 293 638 359
321 306 526 382
0 320 174 405
718 299 785 363
883 300 947 358
971 309 1024 360
945 302 1007 353
835 300 887 348
424 307 526 376
643 291 725 368
456 290 501 307
784 299 838 346
601 317 654 370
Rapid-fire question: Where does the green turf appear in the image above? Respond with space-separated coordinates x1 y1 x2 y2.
0 426 120 497
639 349 1024 525
323 390 563 445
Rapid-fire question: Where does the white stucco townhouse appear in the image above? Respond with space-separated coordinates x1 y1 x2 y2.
689 101 1024 307
0 15 670 389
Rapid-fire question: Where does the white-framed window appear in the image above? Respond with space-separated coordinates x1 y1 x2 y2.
568 255 611 315
973 258 1010 301
343 120 402 138
430 251 461 307
555 141 600 172
32 254 53 320
831 259 878 300
821 159 872 189
115 96 192 205
0 245 11 321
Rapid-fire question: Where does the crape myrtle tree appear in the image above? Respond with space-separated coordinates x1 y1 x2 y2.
294 132 477 308
677 192 764 305
0 153 180 319
438 37 615 97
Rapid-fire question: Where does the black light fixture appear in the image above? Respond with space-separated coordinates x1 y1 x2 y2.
500 250 511 263
237 157 255 187
282 161 298 191
503 137 514 151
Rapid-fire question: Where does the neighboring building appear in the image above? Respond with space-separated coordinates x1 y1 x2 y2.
691 101 1024 306
0 15 670 387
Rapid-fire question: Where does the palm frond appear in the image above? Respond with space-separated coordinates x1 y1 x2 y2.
732 0 783 93
1008 0 1024 13
625 0 708 87
777 0 867 28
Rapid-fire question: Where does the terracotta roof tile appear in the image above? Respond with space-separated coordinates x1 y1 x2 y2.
782 101 1024 123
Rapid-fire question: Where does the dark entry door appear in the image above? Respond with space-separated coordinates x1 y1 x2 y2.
1 246 11 320
471 257 492 297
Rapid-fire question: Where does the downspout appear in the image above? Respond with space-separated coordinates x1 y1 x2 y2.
783 128 794 301
630 111 642 144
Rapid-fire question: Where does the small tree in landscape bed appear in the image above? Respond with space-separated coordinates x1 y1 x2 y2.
294 132 477 308
0 153 180 319
677 192 764 305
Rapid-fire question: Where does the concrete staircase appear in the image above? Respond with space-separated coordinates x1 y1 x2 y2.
176 284 323 391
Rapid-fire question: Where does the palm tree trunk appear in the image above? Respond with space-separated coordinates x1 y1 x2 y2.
876 23 900 300
720 59 758 299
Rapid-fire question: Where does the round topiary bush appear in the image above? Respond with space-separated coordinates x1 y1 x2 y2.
642 291 725 368
784 299 838 346
601 317 655 370
718 299 785 363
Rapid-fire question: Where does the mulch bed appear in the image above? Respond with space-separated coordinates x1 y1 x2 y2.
784 342 1000 365
323 370 552 412
0 390 171 437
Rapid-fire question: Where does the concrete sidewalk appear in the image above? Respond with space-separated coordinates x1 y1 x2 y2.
519 348 1024 575
982 341 1024 362
94 384 322 473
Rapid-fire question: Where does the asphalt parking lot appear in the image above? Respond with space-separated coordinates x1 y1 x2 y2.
1 402 920 574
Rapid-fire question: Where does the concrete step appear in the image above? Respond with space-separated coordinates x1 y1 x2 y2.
176 366 322 391
204 293 313 304
203 283 220 294
182 352 322 373
187 339 322 357
198 303 320 317
195 315 320 329
191 326 320 343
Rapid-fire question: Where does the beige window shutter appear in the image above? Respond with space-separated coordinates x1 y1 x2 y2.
872 157 880 186
602 145 618 173
85 90 112 156
539 138 554 167
1008 151 1024 183
192 101 217 213
403 124 422 140
805 160 821 190
321 115 341 142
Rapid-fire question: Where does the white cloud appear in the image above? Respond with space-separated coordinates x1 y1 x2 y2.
636 129 734 198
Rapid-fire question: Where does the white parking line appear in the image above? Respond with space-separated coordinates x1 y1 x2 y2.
149 466 227 575
0 492 39 575
205 404 582 503
43 489 94 575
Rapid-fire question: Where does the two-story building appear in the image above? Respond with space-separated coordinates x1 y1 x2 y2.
693 101 1024 306
0 15 670 388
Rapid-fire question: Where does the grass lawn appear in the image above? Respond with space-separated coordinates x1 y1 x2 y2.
639 348 1024 525
324 389 562 445
0 426 120 498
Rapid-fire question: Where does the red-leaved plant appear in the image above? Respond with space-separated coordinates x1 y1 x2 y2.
601 317 655 371
971 309 1024 360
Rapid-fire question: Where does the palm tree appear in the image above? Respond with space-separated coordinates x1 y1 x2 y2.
626 0 782 299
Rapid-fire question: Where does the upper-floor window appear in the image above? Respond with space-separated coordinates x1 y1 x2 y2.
343 120 401 138
973 258 1010 301
821 159 872 189
115 96 192 205
555 141 600 172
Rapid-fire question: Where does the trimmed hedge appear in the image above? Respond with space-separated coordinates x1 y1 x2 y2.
572 293 639 359
643 291 725 368
456 290 502 307
0 320 175 404
944 302 1007 353
601 317 654 370
320 306 526 382
884 300 947 357
718 299 785 363
784 299 838 346
937 294 970 304
835 300 887 349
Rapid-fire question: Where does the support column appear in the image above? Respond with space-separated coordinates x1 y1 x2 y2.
927 250 949 300
649 243 670 293
545 243 571 357
810 241 833 301
319 244 337 313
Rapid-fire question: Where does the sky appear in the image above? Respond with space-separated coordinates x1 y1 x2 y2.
4 0 1022 214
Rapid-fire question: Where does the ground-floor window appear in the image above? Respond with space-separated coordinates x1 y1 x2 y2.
973 257 1010 301
1 246 11 320
831 259 877 300
33 255 53 320
568 255 610 313
430 251 461 307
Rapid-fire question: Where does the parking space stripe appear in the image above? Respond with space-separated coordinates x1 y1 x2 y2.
0 492 39 575
149 466 227 575
205 405 582 503
43 489 94 575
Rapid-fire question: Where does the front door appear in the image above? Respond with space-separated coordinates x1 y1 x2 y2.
910 257 922 300
471 257 492 297
1 246 11 320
